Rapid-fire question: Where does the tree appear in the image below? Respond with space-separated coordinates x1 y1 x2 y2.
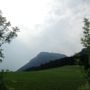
0 11 19 62
0 11 19 90
81 18 90 48
81 18 90 83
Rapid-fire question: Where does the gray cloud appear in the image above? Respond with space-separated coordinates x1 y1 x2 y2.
26 0 90 58
0 0 90 71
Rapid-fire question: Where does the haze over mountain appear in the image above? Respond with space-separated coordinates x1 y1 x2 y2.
0 0 90 71
18 52 66 71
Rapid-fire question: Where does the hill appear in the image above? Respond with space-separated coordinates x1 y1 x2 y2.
18 52 66 71
25 56 76 71
23 48 88 71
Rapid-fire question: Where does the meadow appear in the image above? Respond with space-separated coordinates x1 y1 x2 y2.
5 65 87 90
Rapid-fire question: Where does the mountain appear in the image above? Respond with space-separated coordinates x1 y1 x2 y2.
25 56 76 71
18 52 66 71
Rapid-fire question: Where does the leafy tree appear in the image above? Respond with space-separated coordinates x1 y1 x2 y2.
0 11 19 62
0 11 19 90
81 18 90 48
81 18 90 83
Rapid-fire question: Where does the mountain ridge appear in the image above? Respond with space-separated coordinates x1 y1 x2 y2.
18 52 67 71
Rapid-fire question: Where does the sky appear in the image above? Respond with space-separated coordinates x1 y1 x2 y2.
0 0 90 71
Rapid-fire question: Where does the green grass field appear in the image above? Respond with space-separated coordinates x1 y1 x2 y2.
4 65 87 90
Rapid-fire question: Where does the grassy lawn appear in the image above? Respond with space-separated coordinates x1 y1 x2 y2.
4 65 87 90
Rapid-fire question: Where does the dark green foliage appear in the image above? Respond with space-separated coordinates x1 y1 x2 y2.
81 18 90 83
81 18 90 48
0 70 7 90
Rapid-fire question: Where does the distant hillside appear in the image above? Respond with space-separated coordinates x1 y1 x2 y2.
25 56 76 71
18 52 66 71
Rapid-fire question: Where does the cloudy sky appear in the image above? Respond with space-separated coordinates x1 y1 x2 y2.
0 0 90 71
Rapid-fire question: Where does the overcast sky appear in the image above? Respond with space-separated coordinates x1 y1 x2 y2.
0 0 90 71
